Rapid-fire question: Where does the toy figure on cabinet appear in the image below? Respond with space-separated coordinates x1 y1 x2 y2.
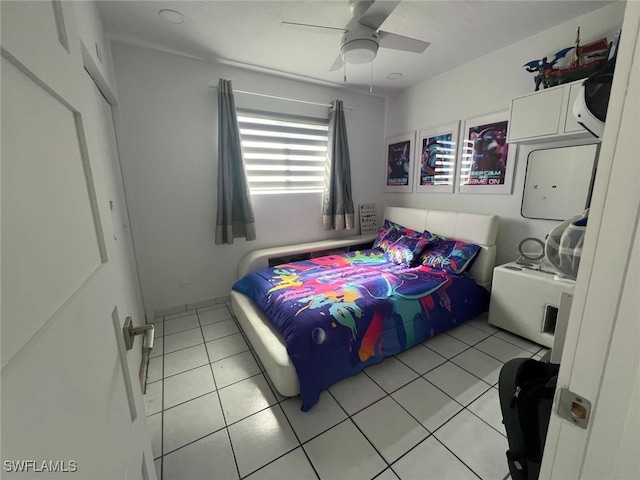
523 28 611 91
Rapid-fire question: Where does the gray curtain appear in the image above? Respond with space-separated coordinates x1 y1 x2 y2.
215 79 256 244
322 100 354 230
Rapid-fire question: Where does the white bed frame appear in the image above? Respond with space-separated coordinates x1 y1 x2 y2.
231 207 499 397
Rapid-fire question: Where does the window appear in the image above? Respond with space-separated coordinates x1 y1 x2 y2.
237 109 329 194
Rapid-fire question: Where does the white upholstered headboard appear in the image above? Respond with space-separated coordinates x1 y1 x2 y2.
384 207 499 290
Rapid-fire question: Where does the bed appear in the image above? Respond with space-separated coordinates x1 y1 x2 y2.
231 207 499 410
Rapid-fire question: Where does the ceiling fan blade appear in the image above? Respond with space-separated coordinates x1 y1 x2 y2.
378 30 430 53
329 54 344 72
280 21 345 35
358 0 401 30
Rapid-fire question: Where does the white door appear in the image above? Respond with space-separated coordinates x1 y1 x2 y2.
541 2 640 478
1 2 154 478
82 69 156 479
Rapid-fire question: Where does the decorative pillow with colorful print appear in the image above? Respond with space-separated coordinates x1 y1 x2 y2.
383 231 434 267
418 236 481 274
372 220 393 250
372 220 422 252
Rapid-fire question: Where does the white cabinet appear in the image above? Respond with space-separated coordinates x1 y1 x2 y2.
564 82 586 133
488 262 576 347
508 80 591 143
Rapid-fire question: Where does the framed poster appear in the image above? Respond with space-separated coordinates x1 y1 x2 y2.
385 132 415 193
457 110 516 194
414 122 460 193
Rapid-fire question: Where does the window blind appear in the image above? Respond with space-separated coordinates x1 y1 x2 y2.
237 109 329 194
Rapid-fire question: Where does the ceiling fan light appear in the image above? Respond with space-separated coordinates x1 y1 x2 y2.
340 39 377 64
159 9 185 24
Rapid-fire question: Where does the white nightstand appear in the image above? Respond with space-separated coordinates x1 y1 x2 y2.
488 262 576 348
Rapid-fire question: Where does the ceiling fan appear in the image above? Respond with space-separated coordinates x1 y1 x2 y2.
281 0 430 72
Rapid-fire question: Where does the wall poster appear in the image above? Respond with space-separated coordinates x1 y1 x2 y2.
415 122 460 193
457 110 516 194
385 132 415 193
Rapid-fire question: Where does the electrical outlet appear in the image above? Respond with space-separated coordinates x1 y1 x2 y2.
180 275 189 286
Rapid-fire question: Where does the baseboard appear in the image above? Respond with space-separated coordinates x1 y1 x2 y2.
152 304 186 319
186 297 218 311
152 294 232 319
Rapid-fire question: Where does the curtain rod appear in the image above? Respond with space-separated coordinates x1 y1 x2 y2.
208 83 353 111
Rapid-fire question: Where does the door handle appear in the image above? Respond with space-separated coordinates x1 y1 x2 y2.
123 316 154 351
123 317 155 394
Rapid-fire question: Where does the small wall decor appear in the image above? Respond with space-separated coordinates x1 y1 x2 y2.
457 110 516 195
414 122 460 193
358 203 378 235
384 132 415 193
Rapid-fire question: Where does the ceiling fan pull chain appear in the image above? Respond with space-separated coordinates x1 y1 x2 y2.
370 60 373 93
344 56 347 83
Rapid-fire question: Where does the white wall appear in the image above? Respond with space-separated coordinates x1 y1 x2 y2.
385 2 625 265
110 42 387 317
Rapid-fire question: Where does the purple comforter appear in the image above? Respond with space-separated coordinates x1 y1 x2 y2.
232 249 489 410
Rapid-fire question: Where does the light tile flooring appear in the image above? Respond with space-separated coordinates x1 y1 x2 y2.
145 304 548 480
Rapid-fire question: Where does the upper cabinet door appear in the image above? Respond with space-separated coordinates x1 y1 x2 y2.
508 80 593 144
509 86 565 142
564 82 587 134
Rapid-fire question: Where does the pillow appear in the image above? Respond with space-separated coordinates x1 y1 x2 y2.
372 219 393 250
383 232 434 267
372 220 421 252
418 236 481 274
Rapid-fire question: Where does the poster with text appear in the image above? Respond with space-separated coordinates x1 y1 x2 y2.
458 111 515 194
415 122 459 193
385 133 415 193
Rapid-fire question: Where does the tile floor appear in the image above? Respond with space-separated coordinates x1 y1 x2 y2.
145 304 549 480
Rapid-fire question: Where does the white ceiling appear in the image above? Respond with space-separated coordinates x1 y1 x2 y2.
97 0 611 95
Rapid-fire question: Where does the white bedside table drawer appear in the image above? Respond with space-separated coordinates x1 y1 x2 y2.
488 263 575 348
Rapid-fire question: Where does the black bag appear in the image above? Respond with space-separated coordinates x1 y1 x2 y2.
498 358 560 480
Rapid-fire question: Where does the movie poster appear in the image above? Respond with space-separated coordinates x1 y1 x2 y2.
386 140 411 187
420 133 454 186
465 120 509 186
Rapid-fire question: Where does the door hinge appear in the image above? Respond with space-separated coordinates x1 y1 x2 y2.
557 387 591 429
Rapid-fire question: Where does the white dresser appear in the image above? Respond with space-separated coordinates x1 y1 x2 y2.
488 262 576 348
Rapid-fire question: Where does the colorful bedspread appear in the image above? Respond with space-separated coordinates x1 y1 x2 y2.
232 249 489 410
